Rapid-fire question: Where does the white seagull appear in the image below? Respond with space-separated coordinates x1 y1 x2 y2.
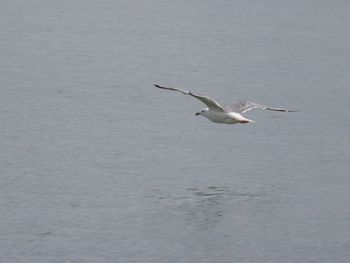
155 84 296 124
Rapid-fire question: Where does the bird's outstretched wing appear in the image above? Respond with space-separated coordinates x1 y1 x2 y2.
154 84 225 112
226 101 297 113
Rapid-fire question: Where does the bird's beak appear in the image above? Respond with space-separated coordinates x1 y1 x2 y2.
195 112 200 116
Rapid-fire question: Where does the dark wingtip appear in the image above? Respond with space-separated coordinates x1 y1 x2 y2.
266 107 299 112
154 84 160 88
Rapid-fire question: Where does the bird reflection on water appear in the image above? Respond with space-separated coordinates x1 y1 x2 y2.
184 186 268 230
147 186 272 230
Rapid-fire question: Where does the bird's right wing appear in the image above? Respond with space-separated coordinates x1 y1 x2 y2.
226 101 297 113
154 84 225 112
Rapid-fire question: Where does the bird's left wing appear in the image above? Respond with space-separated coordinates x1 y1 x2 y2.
154 84 225 112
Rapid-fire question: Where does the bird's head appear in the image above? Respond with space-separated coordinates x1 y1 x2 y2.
195 109 207 116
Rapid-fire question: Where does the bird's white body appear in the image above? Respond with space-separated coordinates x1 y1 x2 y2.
200 108 253 124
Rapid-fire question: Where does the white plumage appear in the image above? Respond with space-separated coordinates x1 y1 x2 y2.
155 84 296 124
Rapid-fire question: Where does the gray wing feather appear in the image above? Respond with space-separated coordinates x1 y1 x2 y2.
226 101 296 113
154 84 225 112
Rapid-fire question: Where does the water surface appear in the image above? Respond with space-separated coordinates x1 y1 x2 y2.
1 0 350 262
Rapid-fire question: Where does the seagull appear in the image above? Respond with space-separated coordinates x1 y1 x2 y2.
155 84 296 124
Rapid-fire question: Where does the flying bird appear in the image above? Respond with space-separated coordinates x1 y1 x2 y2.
154 84 296 124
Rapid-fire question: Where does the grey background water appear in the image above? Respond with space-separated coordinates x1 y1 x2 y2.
1 0 350 262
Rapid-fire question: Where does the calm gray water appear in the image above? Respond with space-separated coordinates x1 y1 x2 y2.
1 0 350 262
